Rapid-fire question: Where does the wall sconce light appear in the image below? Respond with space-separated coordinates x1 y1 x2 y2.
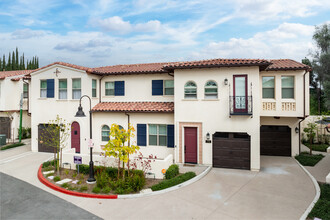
224 78 228 85
295 127 299 133
205 132 211 143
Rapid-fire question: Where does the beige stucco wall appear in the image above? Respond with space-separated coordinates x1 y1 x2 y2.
0 77 28 111
174 66 261 171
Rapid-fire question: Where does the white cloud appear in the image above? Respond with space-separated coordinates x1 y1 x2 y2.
12 28 47 39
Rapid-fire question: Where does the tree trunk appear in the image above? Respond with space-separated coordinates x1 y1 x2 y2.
309 136 313 155
317 87 321 115
117 159 121 180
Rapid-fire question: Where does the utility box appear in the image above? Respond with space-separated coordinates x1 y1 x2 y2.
0 134 6 146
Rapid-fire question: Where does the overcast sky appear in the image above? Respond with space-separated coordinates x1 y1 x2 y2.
1 0 330 67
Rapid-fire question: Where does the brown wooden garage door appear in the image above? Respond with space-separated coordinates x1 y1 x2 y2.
38 124 57 153
213 132 250 170
260 126 291 156
0 117 11 138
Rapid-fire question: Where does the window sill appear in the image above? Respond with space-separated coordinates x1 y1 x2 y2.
38 97 47 100
281 99 295 102
202 98 219 101
182 99 199 101
262 99 276 102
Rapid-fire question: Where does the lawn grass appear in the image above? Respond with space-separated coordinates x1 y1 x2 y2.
304 143 329 152
295 152 324 166
308 183 330 220
0 142 25 151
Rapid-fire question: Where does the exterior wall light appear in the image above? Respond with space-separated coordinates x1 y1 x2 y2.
224 78 228 85
206 132 211 143
295 127 299 133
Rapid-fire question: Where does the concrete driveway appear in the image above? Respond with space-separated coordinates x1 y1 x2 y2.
0 146 315 220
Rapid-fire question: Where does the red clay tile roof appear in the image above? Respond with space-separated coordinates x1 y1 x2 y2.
29 62 89 75
92 102 174 113
0 70 33 80
162 58 271 70
88 62 173 75
266 59 311 71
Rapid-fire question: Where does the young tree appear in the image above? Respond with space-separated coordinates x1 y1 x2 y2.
39 115 71 174
303 122 317 155
103 124 139 179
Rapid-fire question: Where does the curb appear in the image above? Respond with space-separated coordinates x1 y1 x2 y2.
38 163 212 199
294 159 320 220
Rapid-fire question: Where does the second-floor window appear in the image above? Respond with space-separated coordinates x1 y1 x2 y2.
184 81 197 99
23 83 28 98
92 79 97 98
204 80 218 99
262 76 275 99
105 82 115 96
164 80 174 95
72 79 81 100
105 81 125 96
281 76 294 99
59 79 67 99
40 80 47 98
149 124 167 146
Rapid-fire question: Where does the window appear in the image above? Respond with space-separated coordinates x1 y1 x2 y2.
40 80 47 98
184 81 197 99
92 79 97 98
105 82 115 96
102 125 110 141
149 124 167 146
204 81 217 99
59 79 67 99
262 76 275 98
23 83 28 98
281 76 294 99
164 80 174 95
72 79 81 99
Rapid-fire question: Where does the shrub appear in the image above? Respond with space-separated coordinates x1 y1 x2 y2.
46 173 54 177
127 175 146 192
61 183 69 188
115 187 125 194
79 185 88 192
72 172 77 178
53 176 61 182
42 160 56 168
102 186 111 194
92 186 101 194
295 153 324 166
68 185 78 191
96 171 110 189
43 166 54 172
165 164 179 179
1 142 25 151
151 172 196 191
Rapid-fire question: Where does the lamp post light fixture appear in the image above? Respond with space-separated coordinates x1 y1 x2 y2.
75 95 96 183
224 78 228 85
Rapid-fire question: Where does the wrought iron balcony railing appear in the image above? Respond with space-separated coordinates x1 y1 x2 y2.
229 96 253 116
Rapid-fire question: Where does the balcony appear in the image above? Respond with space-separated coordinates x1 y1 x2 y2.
229 96 253 116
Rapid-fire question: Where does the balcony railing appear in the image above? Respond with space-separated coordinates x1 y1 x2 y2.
229 96 253 116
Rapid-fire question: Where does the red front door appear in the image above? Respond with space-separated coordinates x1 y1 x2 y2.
71 121 80 153
184 127 197 164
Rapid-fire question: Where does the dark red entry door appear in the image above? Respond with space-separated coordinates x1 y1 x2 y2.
184 127 197 164
71 122 80 153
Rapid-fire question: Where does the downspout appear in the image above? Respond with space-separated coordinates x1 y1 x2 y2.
22 78 31 116
298 70 309 153
99 76 104 103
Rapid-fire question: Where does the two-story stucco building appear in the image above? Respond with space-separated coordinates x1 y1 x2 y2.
28 58 310 178
0 70 32 141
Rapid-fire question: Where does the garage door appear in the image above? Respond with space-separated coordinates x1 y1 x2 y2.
260 126 291 156
0 117 11 138
213 132 250 170
38 124 58 153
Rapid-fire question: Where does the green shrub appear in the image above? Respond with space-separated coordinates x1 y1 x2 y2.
165 164 179 179
1 142 25 151
151 172 196 191
115 187 125 194
18 127 31 139
46 173 54 177
42 160 56 168
96 171 110 188
101 186 111 194
79 185 88 192
308 184 330 220
43 166 54 172
61 183 69 188
72 172 77 178
53 176 61 182
68 185 78 191
304 143 329 152
92 186 101 194
127 175 146 192
295 153 324 166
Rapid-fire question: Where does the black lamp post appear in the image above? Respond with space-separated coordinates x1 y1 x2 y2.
75 95 96 183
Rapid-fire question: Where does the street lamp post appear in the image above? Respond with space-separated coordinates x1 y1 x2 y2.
75 95 96 183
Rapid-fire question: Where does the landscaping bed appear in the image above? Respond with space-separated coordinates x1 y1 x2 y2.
308 183 330 220
303 142 329 152
0 142 25 151
295 152 324 166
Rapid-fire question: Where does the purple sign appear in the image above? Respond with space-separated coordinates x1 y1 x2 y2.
74 156 82 164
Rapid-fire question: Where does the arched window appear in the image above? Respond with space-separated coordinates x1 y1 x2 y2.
184 81 197 99
204 81 218 99
101 125 110 141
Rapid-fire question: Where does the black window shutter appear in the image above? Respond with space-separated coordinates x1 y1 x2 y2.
115 81 125 96
152 80 163 96
46 79 54 98
137 124 147 146
167 125 174 148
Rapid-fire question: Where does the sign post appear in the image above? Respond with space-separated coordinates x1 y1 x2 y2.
74 156 82 174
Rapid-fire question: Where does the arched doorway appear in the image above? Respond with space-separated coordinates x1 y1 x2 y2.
71 121 80 153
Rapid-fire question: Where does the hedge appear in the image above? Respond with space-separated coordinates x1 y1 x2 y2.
165 164 179 179
151 172 196 191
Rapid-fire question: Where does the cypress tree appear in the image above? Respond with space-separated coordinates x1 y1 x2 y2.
0 57 2 71
12 51 15 70
22 53 25 70
15 47 19 70
7 53 11 71
37 57 39 68
2 55 5 71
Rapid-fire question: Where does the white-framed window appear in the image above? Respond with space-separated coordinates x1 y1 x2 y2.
59 79 67 100
92 79 97 98
149 124 167 146
281 76 294 99
164 80 174 95
23 83 28 98
102 125 110 141
40 80 47 98
204 80 218 99
262 76 275 99
72 78 81 100
105 82 114 96
184 81 197 99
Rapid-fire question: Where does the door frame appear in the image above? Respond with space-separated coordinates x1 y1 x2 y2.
233 75 248 113
184 127 198 164
71 121 81 153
